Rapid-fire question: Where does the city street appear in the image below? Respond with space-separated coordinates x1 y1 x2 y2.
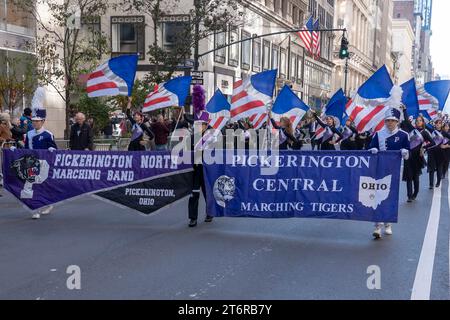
0 175 449 300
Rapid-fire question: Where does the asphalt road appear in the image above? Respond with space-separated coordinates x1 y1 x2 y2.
0 175 449 300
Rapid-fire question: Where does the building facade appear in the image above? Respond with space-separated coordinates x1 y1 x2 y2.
393 0 434 85
0 0 36 111
332 0 374 96
391 19 414 84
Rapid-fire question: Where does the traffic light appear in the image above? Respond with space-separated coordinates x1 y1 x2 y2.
339 37 349 59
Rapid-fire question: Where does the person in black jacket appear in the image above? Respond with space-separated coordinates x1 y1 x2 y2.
69 112 94 151
400 108 435 202
441 122 450 179
126 97 155 151
427 119 445 188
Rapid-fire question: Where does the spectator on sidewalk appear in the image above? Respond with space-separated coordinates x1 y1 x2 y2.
69 112 94 151
151 114 171 150
20 108 33 133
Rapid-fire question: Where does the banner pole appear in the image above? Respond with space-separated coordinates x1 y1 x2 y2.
169 108 183 150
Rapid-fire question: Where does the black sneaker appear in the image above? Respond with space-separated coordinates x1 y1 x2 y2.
436 182 441 188
188 219 197 227
407 198 413 203
204 216 214 223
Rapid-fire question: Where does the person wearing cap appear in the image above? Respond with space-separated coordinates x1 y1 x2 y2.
368 108 410 239
186 85 215 227
23 105 57 219
126 97 155 151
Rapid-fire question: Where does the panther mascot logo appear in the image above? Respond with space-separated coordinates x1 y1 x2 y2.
11 155 49 199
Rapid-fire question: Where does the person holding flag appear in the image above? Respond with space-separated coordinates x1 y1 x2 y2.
269 116 299 150
126 97 155 151
427 118 446 189
368 108 410 239
339 118 358 150
187 85 214 228
400 108 435 202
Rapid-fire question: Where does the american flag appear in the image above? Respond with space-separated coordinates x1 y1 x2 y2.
297 16 315 55
230 70 277 122
312 19 320 58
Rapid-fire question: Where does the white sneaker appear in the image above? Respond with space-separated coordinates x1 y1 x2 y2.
384 224 393 235
32 213 41 219
373 226 382 239
40 206 53 215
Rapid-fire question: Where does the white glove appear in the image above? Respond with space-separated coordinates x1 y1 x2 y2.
9 146 17 151
48 147 56 152
369 148 379 155
401 148 409 160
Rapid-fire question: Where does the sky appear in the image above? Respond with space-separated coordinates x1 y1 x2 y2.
430 0 450 79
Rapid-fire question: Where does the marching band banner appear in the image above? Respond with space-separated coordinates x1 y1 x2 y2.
2 149 193 214
203 151 402 223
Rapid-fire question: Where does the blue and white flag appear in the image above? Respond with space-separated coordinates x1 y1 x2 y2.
206 89 231 131
272 85 310 128
87 55 138 97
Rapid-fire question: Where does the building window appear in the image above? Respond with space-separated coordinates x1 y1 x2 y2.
297 54 303 84
281 0 288 18
241 30 251 70
4 1 35 36
252 36 261 72
290 53 297 81
274 0 281 13
111 16 145 59
81 16 102 58
271 44 279 72
280 47 287 78
214 31 226 64
262 40 270 71
309 0 317 19
228 27 239 67
161 15 190 51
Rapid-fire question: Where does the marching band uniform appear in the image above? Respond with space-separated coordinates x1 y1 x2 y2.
427 122 445 188
339 123 358 150
368 108 410 239
441 125 450 178
187 110 214 227
126 108 155 151
313 114 343 151
401 111 435 202
22 90 57 219
270 118 299 150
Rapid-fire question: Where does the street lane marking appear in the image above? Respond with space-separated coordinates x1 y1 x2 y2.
411 185 442 300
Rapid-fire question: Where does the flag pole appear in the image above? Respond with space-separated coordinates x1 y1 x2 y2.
169 107 183 150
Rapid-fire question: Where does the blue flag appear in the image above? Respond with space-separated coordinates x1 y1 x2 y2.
401 78 419 118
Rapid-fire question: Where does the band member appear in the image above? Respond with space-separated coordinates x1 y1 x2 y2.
427 119 445 188
368 108 410 239
339 118 358 150
17 87 57 219
126 97 155 151
313 113 343 150
269 116 299 150
441 122 450 178
187 85 214 227
400 109 435 202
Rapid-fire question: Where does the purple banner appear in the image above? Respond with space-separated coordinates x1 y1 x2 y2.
2 149 192 211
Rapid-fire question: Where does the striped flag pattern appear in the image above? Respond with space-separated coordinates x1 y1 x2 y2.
230 70 276 122
417 89 439 120
143 85 178 112
297 16 315 55
87 62 128 97
312 19 320 58
86 55 138 98
249 113 268 130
